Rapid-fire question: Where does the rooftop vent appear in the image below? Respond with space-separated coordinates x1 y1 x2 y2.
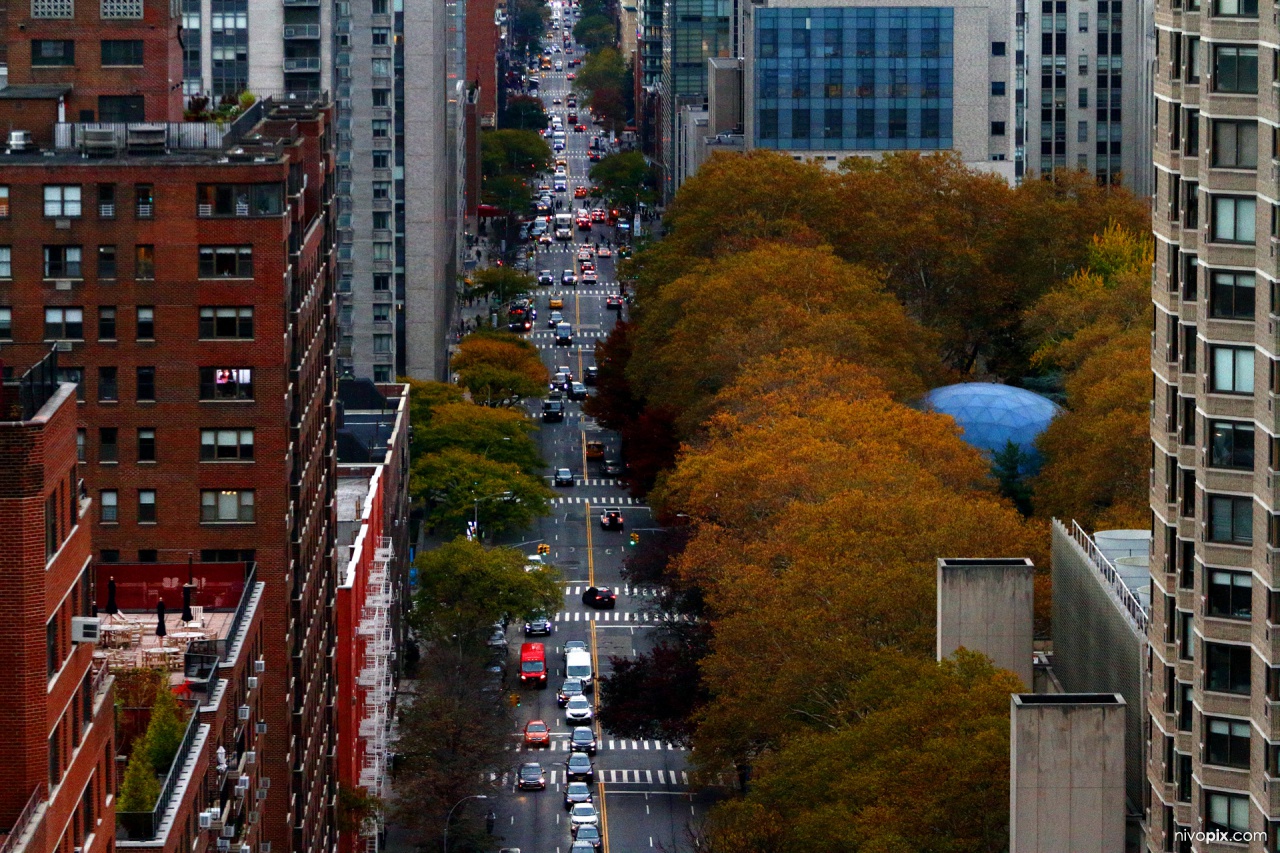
6 130 34 153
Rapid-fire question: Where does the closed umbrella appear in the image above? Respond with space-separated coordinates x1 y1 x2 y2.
104 577 119 618
181 583 195 624
155 599 167 638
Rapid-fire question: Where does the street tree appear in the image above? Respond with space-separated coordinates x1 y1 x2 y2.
413 402 543 475
452 332 549 405
466 266 534 305
582 320 644 431
500 94 549 131
507 0 549 54
588 151 657 213
409 447 553 537
404 380 466 455
573 13 617 53
409 537 562 645
597 627 710 746
573 47 628 130
480 129 552 179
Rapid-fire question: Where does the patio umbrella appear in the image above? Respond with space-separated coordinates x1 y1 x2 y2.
155 599 167 638
104 577 119 617
181 583 195 624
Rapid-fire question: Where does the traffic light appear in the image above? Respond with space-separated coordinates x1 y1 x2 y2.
537 543 551 555
629 533 639 547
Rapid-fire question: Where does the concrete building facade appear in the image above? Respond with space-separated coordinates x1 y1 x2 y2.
936 557 1036 686
1147 0 1280 843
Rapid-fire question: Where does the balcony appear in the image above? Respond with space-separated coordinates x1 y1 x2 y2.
283 24 321 38
284 57 321 72
117 711 205 841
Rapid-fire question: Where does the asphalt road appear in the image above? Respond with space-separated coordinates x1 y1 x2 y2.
477 11 720 853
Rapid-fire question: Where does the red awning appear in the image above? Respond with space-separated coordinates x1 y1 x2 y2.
477 204 504 217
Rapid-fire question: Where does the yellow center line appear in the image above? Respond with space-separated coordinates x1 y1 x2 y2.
585 499 608 853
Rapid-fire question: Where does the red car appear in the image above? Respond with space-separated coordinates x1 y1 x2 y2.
524 719 552 748
567 72 576 80
575 124 587 132
606 296 622 310
588 151 601 161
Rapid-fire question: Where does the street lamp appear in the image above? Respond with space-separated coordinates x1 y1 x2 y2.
442 794 489 853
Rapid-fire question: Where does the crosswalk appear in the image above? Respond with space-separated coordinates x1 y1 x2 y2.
550 478 623 487
562 584 660 596
551 495 644 505
500 768 693 787
529 329 605 340
550 610 693 622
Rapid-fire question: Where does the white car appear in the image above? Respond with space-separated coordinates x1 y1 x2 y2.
569 802 599 830
564 640 587 659
565 695 593 724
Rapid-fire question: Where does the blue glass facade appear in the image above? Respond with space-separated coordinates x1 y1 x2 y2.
753 6 954 150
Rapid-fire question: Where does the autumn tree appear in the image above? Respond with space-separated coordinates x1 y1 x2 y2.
1026 225 1151 529
627 244 940 436
410 447 552 536
573 47 629 131
412 402 542 475
597 627 710 746
409 537 561 647
452 331 548 405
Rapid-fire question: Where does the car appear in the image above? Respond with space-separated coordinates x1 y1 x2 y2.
564 640 588 658
549 296 564 310
542 399 565 423
525 553 549 573
563 781 593 809
524 615 554 636
538 232 553 245
570 726 597 754
552 97 562 105
558 676 586 707
596 246 612 257
555 166 567 177
553 140 565 151
508 319 533 333
555 322 573 346
562 271 578 286
573 825 603 850
580 260 595 273
523 719 552 748
564 750 595 782
606 295 623 310
591 208 607 222
517 762 546 790
582 586 617 609
581 270 598 285
543 310 561 329
569 843 595 853
569 802 600 829
537 271 554 287
601 457 624 476
551 371 571 390
583 366 598 386
554 468 574 487
574 186 588 198
577 247 593 261
487 629 509 649
588 151 601 161
576 124 587 132
556 365 574 382
568 381 587 401
567 72 577 80
565 695 594 724
599 510 623 531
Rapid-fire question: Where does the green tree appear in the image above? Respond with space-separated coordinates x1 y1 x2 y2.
144 685 187 773
573 47 628 131
508 0 549 54
573 13 617 53
992 440 1035 517
409 537 562 644
466 266 534 305
403 379 466 456
413 402 543 475
118 746 161 812
410 448 552 536
500 94 549 131
588 151 656 213
480 128 552 179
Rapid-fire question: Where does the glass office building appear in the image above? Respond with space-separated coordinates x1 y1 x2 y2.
752 6 954 150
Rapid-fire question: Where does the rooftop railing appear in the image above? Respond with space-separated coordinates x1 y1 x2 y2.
116 711 201 840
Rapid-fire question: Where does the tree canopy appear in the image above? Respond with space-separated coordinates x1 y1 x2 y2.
588 151 658 213
452 331 549 406
500 94 549 131
573 47 629 132
465 266 534 304
481 128 552 180
411 401 543 475
573 13 616 53
410 447 552 537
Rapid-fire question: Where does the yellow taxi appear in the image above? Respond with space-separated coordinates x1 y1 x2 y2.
549 296 564 310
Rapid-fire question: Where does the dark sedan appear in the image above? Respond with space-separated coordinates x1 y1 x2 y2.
581 587 617 610
517 762 547 791
524 615 554 636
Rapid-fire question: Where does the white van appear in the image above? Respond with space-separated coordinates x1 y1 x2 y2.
565 649 593 691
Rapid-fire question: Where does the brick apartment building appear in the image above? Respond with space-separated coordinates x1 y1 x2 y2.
0 0 340 846
0 357 116 853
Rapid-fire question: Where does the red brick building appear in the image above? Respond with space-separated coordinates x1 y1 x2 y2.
465 0 498 125
333 380 410 853
0 356 116 853
0 15 340 847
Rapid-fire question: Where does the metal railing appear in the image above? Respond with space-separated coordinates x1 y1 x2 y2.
1 347 60 422
116 711 201 839
1065 519 1150 632
284 57 321 72
222 564 258 659
0 786 45 853
283 23 320 37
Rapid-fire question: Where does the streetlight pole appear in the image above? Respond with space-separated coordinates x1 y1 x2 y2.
443 794 488 853
472 490 514 538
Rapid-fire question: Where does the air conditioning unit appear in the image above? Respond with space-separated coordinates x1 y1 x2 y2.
53 279 72 290
199 811 213 829
54 340 73 351
222 823 236 838
238 704 251 721
244 750 256 765
247 811 259 825
256 721 268 734
238 774 250 790
260 843 272 853
217 839 230 852
257 788 269 800
241 845 252 853
71 616 101 643
247 676 259 689
255 658 265 673
259 777 271 790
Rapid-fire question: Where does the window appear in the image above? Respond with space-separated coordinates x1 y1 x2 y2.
372 304 391 322
97 367 117 402
1210 420 1255 469
1209 494 1253 543
44 308 84 340
373 274 390 292
195 184 284 217
992 41 1007 56
134 185 153 218
373 211 391 230
200 428 254 461
373 26 390 45
373 365 391 382
373 334 392 353
1206 791 1250 834
136 549 156 562
0 308 11 340
198 246 253 277
991 122 1006 136
1214 45 1258 93
137 428 155 462
97 184 115 218
97 307 116 340
32 40 75 66
100 490 118 523
372 151 390 170
372 0 387 11
372 88 390 107
99 549 118 563
58 368 84 402
100 39 142 65
97 95 143 123
372 242 393 261
1207 642 1252 694
1213 196 1256 243
1213 120 1257 168
1078 121 1089 143
1208 569 1253 619
97 245 116 279
137 490 156 523
1210 271 1255 319
76 430 85 462
44 185 82 217
1215 0 1257 15
135 306 154 339
373 182 391 200
201 489 255 522
98 427 118 463
1211 345 1255 393
759 109 778 139
372 58 391 76
0 186 8 218
44 246 83 278
0 246 9 278
199 367 253 400
134 245 154 280
992 81 1007 96
824 69 842 98
1078 87 1089 108
198 307 254 339
135 366 155 402
790 110 810 139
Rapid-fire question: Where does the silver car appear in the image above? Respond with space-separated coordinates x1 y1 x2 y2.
565 694 593 724
569 802 599 830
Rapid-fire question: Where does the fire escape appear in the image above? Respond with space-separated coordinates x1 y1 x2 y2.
356 536 394 846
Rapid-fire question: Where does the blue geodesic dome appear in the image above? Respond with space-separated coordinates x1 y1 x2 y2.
921 383 1061 460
